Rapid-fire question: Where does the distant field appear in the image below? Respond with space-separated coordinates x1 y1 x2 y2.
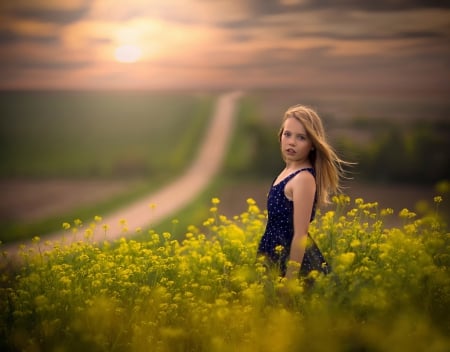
0 90 216 242
1 90 448 244
0 90 215 178
249 88 450 125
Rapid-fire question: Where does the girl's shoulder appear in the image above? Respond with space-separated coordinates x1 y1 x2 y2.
284 168 316 201
292 167 315 178
289 168 316 189
286 167 315 187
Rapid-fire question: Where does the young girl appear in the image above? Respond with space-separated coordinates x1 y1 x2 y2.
257 104 347 279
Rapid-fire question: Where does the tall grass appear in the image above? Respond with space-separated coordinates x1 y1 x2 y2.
1 194 448 351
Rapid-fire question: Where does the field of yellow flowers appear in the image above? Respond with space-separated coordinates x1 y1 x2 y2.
1 193 449 352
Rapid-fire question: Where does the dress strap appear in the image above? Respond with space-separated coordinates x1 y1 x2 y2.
286 167 315 182
272 167 315 187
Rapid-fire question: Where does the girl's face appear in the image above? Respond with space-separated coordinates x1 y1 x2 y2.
280 117 313 164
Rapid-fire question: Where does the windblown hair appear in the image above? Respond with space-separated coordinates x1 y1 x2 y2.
279 104 349 208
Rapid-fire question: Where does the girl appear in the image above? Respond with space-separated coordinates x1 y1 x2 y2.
257 104 347 279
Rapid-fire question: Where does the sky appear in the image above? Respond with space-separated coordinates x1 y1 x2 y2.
0 0 449 93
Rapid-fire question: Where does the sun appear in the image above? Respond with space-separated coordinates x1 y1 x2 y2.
114 44 142 63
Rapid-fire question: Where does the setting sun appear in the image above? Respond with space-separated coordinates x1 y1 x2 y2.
114 44 142 63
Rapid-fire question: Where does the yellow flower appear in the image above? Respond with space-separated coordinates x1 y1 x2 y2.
84 228 93 239
219 215 228 223
433 196 443 204
380 208 394 217
246 198 256 205
338 252 356 266
34 295 48 307
355 198 364 206
307 270 320 280
59 276 72 286
203 218 214 227
275 245 284 255
211 197 220 205
62 222 71 230
399 208 416 219
333 194 351 206
350 239 361 248
248 205 260 214
94 215 102 222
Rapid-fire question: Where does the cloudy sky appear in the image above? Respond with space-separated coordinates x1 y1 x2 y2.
0 0 448 92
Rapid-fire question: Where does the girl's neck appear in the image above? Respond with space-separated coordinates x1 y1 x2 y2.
284 161 312 172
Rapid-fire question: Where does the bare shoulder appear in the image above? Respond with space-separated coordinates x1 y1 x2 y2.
292 169 315 187
285 169 316 200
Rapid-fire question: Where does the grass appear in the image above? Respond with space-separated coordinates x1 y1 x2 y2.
0 90 214 178
0 91 216 243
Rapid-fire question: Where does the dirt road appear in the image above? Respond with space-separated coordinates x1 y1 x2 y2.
3 91 242 264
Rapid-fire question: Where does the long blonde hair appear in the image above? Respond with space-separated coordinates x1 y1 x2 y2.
279 104 348 208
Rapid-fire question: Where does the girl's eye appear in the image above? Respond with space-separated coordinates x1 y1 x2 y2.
283 131 291 137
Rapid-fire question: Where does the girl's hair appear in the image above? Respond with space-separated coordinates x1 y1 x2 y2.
279 104 349 208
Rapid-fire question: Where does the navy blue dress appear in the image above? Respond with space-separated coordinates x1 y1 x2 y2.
257 168 330 276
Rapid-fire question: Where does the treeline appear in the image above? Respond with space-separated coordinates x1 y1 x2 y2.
335 118 449 184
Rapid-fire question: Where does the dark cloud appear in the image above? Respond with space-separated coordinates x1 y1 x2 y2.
7 2 91 25
307 0 450 11
212 42 444 83
0 30 59 45
214 0 450 31
284 30 447 41
213 46 332 72
0 56 90 71
12 8 88 25
229 32 255 43
242 0 450 15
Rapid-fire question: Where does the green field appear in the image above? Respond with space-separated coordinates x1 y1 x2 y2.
0 90 216 242
0 90 215 178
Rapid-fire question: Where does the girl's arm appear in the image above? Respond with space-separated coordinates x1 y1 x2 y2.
285 171 316 279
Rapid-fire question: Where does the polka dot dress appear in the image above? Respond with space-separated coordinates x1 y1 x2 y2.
257 167 323 276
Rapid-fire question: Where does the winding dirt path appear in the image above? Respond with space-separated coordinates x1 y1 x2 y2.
3 91 242 265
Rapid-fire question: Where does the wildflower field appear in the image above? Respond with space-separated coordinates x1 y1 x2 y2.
1 194 449 352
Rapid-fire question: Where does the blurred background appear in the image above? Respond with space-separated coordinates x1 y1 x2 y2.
0 1 449 242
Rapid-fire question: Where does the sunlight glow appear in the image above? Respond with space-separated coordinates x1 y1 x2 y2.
114 44 142 63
